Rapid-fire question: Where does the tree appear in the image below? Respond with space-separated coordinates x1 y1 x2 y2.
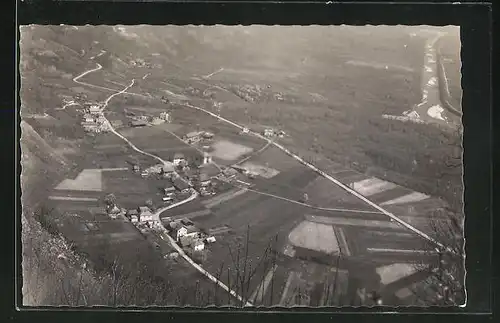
412 207 465 306
145 198 154 210
104 193 116 207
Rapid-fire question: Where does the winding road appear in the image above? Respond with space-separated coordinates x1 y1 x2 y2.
182 103 451 252
73 63 251 306
71 46 455 305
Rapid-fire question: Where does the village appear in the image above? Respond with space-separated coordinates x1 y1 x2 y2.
95 126 275 260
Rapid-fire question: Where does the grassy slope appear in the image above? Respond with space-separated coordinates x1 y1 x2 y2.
19 25 229 305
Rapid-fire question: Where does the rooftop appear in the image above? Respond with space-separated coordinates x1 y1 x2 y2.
186 131 202 138
172 178 190 190
138 206 153 214
131 120 147 126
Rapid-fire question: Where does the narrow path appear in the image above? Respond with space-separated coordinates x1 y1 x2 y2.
228 184 384 215
234 141 272 166
152 190 198 220
203 67 224 79
73 63 250 306
160 124 372 214
73 62 150 99
55 102 80 111
182 103 450 252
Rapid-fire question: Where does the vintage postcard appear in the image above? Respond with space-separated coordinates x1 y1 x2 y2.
19 25 464 307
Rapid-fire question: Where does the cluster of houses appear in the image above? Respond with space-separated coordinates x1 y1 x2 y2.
130 58 152 68
138 163 176 179
125 206 155 225
81 104 109 133
119 204 217 253
183 131 214 144
165 218 216 252
128 112 171 128
263 128 286 138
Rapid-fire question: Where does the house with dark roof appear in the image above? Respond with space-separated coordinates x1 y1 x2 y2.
172 178 190 193
130 120 147 127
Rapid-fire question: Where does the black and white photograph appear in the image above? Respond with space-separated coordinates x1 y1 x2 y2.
19 25 465 307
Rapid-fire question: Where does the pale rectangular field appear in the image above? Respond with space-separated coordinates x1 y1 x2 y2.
376 263 418 285
55 169 102 192
305 214 402 230
288 221 339 254
240 162 280 179
210 139 253 161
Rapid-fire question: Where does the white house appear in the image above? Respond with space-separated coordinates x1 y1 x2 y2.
264 129 274 137
171 225 188 242
88 105 101 114
185 131 202 143
83 114 95 123
173 153 185 166
193 240 205 251
138 206 154 223
206 236 216 243
164 186 176 194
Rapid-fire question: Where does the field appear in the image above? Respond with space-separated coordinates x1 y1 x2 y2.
288 221 340 254
210 139 253 161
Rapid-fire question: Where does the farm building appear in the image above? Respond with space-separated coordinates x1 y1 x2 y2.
162 196 173 203
205 236 216 243
83 113 95 123
160 112 171 122
180 236 205 251
185 131 202 142
172 178 190 193
107 204 121 215
168 221 187 242
137 206 154 222
222 167 238 177
88 105 101 114
173 152 186 166
202 132 214 139
126 209 139 219
96 115 107 125
263 129 275 137
164 186 176 194
199 173 212 186
231 165 247 174
130 120 148 127
162 163 175 173
150 117 164 125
